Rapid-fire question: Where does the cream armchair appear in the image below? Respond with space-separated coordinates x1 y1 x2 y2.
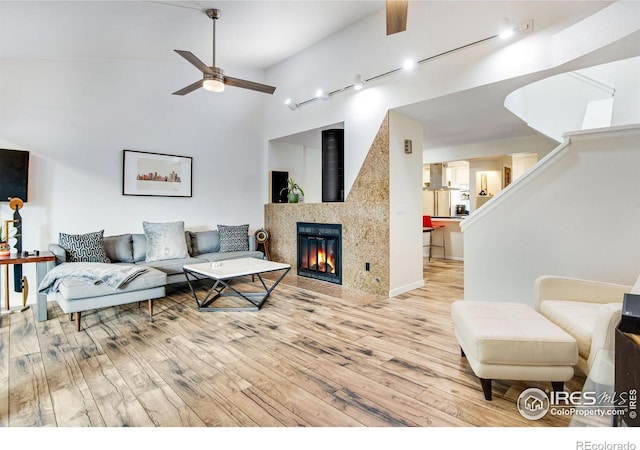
534 275 632 375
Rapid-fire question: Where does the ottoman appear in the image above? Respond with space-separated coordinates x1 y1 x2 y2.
451 301 578 400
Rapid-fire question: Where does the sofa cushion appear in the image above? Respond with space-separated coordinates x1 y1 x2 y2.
132 234 147 262
59 230 111 263
143 221 189 262
218 224 249 252
136 257 206 275
184 231 193 256
103 234 134 263
56 266 167 300
198 251 264 262
190 230 220 255
539 300 603 359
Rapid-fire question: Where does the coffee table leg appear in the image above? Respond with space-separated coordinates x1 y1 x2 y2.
256 267 290 300
197 266 290 312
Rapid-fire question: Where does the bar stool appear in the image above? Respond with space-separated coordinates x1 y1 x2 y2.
422 215 445 261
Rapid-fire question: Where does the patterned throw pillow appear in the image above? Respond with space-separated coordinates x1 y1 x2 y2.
143 221 189 262
59 230 111 263
218 224 249 252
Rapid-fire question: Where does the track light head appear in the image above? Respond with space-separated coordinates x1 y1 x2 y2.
285 98 297 111
353 74 365 91
499 18 515 39
403 59 416 71
316 89 329 100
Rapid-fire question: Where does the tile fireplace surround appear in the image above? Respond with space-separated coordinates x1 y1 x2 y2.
265 114 391 296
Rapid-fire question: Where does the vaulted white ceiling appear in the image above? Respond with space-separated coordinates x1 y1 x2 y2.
0 1 384 69
3 1 637 152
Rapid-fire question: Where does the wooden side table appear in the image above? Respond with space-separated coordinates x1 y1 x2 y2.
1 251 55 321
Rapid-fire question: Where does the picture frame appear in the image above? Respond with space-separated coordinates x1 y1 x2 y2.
503 165 512 189
122 150 192 197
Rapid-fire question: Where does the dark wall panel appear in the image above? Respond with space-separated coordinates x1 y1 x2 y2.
0 149 29 202
271 170 289 203
322 129 344 203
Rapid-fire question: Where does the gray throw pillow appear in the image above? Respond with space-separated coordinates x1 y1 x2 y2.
132 234 147 262
143 221 189 262
190 230 220 255
103 234 134 263
217 224 249 252
58 230 111 263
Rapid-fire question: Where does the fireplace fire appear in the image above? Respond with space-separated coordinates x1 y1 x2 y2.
297 222 342 284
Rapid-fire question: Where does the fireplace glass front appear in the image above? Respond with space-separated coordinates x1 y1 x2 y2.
297 222 342 285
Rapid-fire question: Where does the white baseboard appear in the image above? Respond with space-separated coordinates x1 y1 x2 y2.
389 279 425 298
425 256 464 262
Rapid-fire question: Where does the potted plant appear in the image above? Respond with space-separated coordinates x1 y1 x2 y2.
280 178 305 203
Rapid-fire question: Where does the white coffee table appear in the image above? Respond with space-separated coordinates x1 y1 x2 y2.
183 258 291 312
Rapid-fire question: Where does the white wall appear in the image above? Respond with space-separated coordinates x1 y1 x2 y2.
268 141 321 203
0 58 267 307
389 111 424 296
462 125 640 306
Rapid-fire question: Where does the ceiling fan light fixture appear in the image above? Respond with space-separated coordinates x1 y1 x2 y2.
203 71 225 92
172 8 276 96
203 79 225 92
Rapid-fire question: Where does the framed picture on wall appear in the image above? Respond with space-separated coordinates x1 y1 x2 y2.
122 150 192 197
503 165 512 188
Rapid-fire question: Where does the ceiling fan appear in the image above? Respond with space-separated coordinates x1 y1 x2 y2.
173 9 276 96
386 0 409 35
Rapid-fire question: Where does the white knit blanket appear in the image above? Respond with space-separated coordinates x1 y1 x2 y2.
38 262 148 294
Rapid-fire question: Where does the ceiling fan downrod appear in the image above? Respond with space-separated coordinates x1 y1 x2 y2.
206 8 220 69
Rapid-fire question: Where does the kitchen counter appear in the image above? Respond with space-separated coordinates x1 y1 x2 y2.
431 216 468 221
423 217 465 260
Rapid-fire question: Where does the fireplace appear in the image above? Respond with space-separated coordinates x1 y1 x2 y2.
297 222 342 284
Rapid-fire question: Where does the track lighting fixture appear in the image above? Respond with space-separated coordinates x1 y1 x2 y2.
285 98 297 111
402 59 416 71
285 19 531 111
499 18 515 39
316 89 330 100
353 74 365 91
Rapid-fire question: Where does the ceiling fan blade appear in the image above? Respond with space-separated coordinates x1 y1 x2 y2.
224 76 276 95
386 0 408 35
172 79 203 96
174 50 214 75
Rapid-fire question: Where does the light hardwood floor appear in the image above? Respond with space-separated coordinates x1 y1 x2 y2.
0 259 586 427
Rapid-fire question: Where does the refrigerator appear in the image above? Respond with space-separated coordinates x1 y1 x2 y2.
423 189 452 217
